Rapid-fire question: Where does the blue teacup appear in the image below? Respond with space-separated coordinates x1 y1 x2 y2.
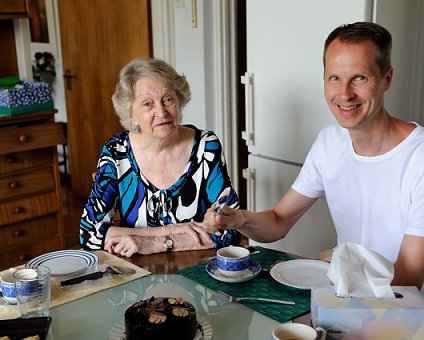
13 268 40 296
216 246 250 277
1 270 17 304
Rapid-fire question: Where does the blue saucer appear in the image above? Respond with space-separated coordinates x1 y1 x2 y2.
205 259 261 283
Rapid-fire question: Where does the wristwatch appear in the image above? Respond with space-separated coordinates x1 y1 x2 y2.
164 236 174 252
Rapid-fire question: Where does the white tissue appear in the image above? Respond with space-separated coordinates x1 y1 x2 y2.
327 243 395 298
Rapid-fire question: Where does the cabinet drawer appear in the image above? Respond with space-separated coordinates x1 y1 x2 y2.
0 149 52 175
0 167 55 200
0 236 62 270
0 215 59 248
0 191 59 225
0 122 65 155
0 0 29 16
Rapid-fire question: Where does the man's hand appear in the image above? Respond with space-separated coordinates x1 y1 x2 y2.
318 248 334 262
203 205 242 233
392 235 424 289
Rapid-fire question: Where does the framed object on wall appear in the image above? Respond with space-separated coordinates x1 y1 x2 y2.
29 0 50 43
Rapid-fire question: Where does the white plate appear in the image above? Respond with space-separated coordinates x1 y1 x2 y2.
205 259 262 283
270 259 331 289
25 250 98 277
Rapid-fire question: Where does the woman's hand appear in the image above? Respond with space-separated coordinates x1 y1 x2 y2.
176 222 214 250
107 234 168 257
104 225 175 253
104 226 126 243
104 222 214 256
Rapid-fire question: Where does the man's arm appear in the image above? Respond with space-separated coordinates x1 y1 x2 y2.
213 188 318 243
392 234 424 289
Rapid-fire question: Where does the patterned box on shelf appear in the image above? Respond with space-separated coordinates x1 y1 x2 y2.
0 81 53 116
311 285 424 338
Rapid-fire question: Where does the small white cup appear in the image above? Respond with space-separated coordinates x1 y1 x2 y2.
216 246 250 277
0 270 17 304
272 323 326 340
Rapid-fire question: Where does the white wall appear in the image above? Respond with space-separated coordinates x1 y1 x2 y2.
375 0 424 124
174 0 206 130
153 0 208 130
151 0 238 188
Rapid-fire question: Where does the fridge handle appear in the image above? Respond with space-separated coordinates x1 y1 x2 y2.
241 72 253 145
242 168 256 211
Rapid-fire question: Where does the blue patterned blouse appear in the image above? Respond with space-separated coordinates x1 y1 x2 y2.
80 125 241 250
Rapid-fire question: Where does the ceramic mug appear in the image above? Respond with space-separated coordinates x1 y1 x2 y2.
0 270 17 304
272 323 326 340
216 246 250 277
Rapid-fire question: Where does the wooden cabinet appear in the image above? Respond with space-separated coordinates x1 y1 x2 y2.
0 110 65 270
0 0 30 19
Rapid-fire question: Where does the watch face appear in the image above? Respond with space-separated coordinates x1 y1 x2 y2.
165 238 173 249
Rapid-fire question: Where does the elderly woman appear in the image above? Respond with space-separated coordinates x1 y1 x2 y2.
80 58 241 256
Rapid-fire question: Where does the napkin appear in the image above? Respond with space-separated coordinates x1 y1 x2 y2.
327 243 395 298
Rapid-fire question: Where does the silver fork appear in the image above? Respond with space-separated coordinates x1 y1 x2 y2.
217 290 295 305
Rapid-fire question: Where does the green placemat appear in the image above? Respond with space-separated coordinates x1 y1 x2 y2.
177 246 311 323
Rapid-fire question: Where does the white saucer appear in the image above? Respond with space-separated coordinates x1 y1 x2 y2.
0 296 17 307
205 259 261 283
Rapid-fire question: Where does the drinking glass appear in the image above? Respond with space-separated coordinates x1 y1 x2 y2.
13 266 51 318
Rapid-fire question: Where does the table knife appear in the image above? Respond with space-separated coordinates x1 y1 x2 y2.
60 266 135 286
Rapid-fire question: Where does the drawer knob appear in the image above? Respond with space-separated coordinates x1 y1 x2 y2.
6 155 16 163
9 181 19 189
13 206 24 214
18 254 30 262
18 135 28 143
13 229 25 237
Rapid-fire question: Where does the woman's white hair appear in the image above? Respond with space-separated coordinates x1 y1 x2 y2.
111 58 191 131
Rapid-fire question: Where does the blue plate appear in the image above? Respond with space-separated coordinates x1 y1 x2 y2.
205 259 261 283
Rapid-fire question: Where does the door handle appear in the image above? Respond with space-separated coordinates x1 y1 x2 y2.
241 72 253 145
63 69 77 90
242 168 256 211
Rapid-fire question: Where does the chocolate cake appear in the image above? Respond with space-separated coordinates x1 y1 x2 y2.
125 297 198 340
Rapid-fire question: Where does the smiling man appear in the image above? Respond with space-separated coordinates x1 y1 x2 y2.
202 22 424 289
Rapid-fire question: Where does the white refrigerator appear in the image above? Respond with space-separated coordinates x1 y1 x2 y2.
242 0 422 258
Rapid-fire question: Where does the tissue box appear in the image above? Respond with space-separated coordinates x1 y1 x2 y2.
0 80 53 116
311 285 424 338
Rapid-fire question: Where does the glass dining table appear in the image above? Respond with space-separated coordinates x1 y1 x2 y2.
47 273 280 340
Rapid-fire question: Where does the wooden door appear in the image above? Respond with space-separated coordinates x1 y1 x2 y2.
58 0 152 199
